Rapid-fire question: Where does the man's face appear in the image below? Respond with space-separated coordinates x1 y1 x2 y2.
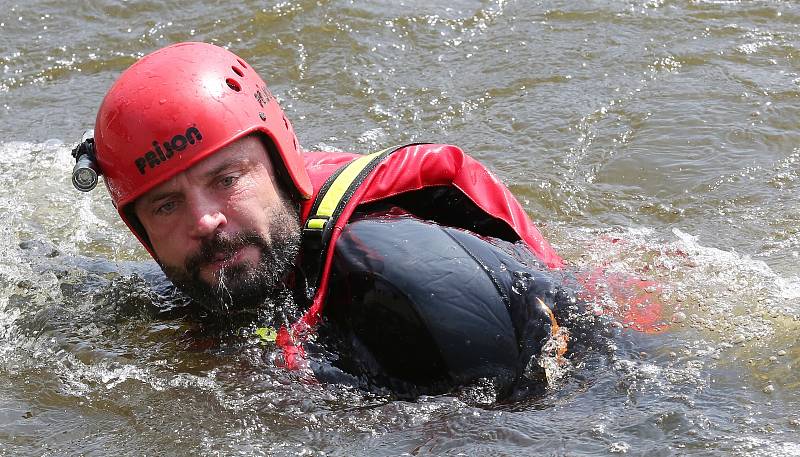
134 135 301 316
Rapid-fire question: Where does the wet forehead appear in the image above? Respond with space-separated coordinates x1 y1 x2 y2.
137 136 273 203
190 137 271 178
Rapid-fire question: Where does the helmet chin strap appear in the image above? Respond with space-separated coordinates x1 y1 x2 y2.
71 129 100 192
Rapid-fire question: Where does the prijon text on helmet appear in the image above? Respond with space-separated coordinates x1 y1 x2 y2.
134 126 203 175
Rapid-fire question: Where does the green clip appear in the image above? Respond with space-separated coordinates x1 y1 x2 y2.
254 327 277 343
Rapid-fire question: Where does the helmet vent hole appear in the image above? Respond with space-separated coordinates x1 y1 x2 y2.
237 58 248 69
231 66 244 77
226 78 242 92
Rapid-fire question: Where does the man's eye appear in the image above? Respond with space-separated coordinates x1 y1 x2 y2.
220 175 238 188
156 201 177 215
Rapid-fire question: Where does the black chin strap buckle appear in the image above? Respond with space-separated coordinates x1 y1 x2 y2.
71 129 100 192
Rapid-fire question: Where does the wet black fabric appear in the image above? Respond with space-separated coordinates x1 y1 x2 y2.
317 211 579 399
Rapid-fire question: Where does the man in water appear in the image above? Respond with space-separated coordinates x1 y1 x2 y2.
77 42 590 399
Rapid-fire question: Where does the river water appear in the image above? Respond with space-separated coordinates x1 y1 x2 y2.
1 0 798 455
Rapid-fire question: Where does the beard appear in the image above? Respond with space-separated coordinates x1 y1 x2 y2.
159 201 302 320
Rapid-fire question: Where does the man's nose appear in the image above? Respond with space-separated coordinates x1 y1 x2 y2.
188 197 227 239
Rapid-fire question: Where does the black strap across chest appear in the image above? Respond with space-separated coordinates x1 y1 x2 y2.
300 145 408 299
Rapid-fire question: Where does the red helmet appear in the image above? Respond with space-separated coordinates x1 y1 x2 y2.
94 42 312 255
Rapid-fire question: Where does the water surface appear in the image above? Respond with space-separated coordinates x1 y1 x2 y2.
1 1 798 455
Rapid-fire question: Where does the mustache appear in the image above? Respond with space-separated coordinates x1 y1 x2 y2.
184 231 269 274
